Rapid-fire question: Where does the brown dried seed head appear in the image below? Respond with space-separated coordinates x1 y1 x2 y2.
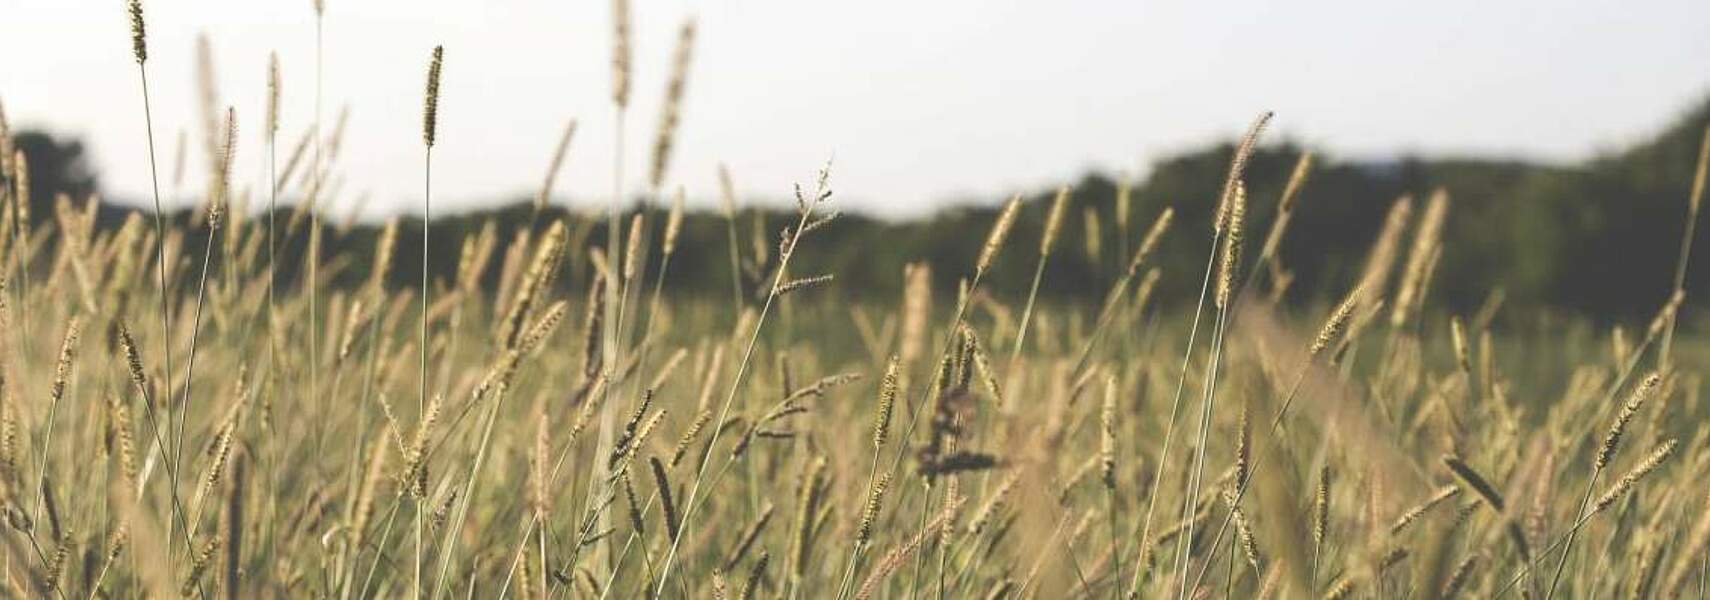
128 0 148 63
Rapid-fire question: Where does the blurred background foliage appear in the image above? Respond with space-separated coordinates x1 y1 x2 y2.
12 96 1708 321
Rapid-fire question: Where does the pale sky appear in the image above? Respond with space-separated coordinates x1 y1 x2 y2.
3 0 1707 218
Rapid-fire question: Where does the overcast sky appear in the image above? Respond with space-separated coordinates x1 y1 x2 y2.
3 0 1707 218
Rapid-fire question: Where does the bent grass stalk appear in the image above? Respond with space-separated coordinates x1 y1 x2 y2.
651 171 833 597
1130 108 1275 597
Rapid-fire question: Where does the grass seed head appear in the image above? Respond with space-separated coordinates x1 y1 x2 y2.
423 46 444 147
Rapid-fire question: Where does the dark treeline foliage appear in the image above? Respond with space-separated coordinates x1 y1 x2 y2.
13 96 1709 319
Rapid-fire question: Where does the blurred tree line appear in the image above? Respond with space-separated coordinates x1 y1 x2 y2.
10 96 1708 319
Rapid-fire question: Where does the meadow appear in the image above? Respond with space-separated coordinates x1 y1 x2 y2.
0 1 1708 598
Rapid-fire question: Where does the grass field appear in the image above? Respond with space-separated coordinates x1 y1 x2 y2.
0 1 1708 598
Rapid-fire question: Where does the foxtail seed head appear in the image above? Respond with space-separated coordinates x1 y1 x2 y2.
128 0 147 64
649 19 696 189
610 0 631 107
976 195 1020 275
663 187 685 256
1278 151 1313 214
422 46 444 147
1215 111 1274 233
266 53 281 139
1041 186 1070 256
1215 180 1246 309
1311 286 1360 357
1594 439 1677 514
873 356 899 449
1597 372 1661 471
856 472 891 545
1126 207 1173 276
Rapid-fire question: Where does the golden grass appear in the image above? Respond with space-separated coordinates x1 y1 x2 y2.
0 3 1707 598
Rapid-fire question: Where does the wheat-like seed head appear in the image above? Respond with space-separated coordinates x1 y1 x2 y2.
337 299 366 362
856 471 891 545
1278 151 1314 214
1126 207 1173 276
622 213 643 284
1234 404 1251 487
127 0 147 64
1355 195 1413 304
1594 439 1678 514
370 219 399 292
1215 111 1274 233
1323 576 1355 599
1391 188 1450 326
1041 186 1070 256
650 457 680 541
649 19 697 189
1598 372 1662 470
266 53 281 139
208 107 237 229
608 390 655 469
1215 180 1246 309
740 551 769 600
669 409 713 468
789 456 827 574
976 195 1020 275
202 415 238 490
1441 555 1478 597
1389 485 1460 534
181 537 221 596
1312 465 1330 546
44 528 69 591
967 471 1018 536
873 356 899 449
663 186 685 256
610 0 631 108
1231 504 1262 572
775 274 834 296
1311 285 1360 357
349 433 388 540
116 323 148 395
1082 206 1102 261
49 316 81 405
422 46 444 147
106 393 138 484
535 119 577 211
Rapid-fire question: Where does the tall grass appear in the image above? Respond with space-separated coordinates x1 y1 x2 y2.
0 6 1706 599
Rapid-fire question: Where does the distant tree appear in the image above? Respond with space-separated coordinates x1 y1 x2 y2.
13 130 100 225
